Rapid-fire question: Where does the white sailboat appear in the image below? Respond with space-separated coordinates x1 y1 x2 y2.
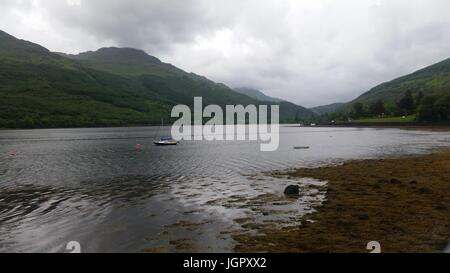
153 119 178 146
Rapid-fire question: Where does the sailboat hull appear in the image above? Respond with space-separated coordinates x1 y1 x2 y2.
154 141 178 146
154 119 178 146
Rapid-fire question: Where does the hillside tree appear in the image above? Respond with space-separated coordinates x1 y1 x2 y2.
369 99 385 116
397 90 415 115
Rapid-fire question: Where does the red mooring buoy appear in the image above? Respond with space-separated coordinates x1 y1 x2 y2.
135 144 142 151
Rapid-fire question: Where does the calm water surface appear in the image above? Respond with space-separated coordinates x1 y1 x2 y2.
0 126 449 252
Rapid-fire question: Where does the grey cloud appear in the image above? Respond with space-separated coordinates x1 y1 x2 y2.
1 0 450 107
42 0 224 52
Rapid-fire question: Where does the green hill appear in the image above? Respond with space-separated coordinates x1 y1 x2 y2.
277 101 316 123
310 103 345 115
234 87 315 123
330 58 450 121
0 31 175 128
65 47 259 107
234 87 283 103
0 30 314 128
352 58 450 108
61 47 185 78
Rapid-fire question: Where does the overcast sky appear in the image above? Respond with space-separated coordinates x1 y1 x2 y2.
1 0 450 107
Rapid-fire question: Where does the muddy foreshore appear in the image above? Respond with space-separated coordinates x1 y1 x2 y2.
234 149 450 253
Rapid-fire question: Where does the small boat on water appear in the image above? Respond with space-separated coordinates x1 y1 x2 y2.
294 146 310 150
154 137 178 146
153 118 178 146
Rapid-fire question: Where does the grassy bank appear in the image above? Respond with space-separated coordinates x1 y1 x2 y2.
234 149 450 253
353 115 416 123
318 122 450 129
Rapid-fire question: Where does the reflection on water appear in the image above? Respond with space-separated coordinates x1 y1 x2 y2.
0 126 449 252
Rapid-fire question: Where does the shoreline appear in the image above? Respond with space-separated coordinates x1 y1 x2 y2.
318 121 450 127
1 122 450 131
234 149 450 253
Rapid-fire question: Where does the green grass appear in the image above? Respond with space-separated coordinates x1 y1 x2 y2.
353 115 416 123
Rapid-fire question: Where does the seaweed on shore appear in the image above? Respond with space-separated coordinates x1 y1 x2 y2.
234 149 450 253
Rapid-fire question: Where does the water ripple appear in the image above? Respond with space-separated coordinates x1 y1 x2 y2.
0 126 449 252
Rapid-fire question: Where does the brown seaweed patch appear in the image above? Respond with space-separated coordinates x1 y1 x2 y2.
234 149 450 253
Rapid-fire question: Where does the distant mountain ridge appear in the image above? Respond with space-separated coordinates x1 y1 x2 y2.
61 47 186 78
0 30 314 128
63 47 262 108
234 87 283 103
310 103 345 115
234 87 316 123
